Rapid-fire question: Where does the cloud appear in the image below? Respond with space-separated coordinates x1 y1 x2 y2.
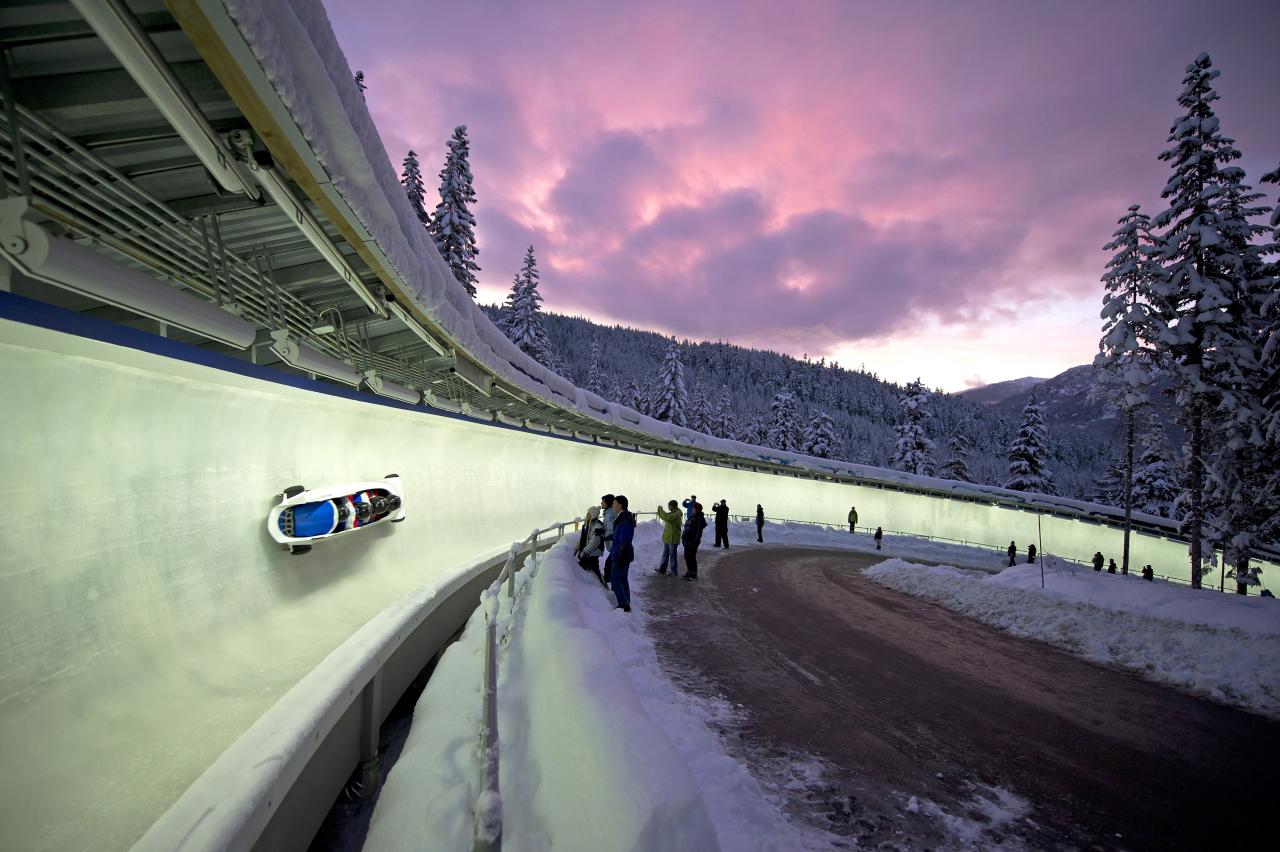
329 0 1280 382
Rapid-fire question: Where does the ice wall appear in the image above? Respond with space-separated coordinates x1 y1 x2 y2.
0 316 1258 851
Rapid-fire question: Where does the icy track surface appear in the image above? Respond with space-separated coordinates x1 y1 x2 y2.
864 560 1280 719
366 521 835 852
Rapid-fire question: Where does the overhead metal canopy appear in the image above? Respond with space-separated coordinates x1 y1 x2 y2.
0 0 702 452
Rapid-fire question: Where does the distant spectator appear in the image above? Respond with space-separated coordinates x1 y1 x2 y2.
682 501 708 580
1093 552 1104 572
1027 543 1037 564
874 526 883 550
609 495 636 612
1008 541 1017 567
713 499 731 548
1108 558 1117 574
1261 588 1275 599
1120 560 1128 576
848 506 859 533
573 506 606 585
682 495 697 521
601 494 617 584
756 504 765 542
1141 564 1154 582
655 499 682 576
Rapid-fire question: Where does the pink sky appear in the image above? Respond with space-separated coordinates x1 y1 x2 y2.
326 0 1279 391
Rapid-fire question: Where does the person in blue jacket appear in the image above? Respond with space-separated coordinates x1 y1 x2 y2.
609 495 637 613
682 494 697 521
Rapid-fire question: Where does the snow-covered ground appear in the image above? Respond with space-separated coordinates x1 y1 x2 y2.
864 559 1280 718
366 519 1280 850
366 521 832 852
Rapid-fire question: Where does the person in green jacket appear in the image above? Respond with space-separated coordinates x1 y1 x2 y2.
655 499 682 575
848 506 858 533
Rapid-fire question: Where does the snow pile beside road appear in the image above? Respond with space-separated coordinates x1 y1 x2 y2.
989 560 1280 635
368 522 817 851
864 560 1280 719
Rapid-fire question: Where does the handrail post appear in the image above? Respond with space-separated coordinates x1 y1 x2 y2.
474 612 501 852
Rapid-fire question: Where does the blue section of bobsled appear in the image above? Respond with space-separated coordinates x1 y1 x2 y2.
290 501 338 537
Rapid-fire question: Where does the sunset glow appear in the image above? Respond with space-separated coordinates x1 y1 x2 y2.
328 0 1278 390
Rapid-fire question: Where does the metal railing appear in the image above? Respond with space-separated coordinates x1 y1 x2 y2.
474 517 582 852
0 91 426 388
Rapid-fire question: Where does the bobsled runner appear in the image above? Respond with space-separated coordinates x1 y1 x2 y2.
268 475 405 554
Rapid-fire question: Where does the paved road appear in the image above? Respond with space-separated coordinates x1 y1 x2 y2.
641 546 1280 850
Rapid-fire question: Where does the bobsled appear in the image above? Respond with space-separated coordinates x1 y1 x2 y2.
268 475 406 554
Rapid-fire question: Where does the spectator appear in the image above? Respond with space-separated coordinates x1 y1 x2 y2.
655 499 682 576
848 506 859 533
1027 543 1037 564
1261 588 1275 599
1121 560 1129 576
609 495 636 612
1092 552 1104 572
1007 541 1017 567
874 526 883 550
601 493 616 584
682 495 697 521
682 501 708 580
713 499 730 548
573 506 606 585
1108 558 1117 574
756 504 765 542
1141 564 1154 582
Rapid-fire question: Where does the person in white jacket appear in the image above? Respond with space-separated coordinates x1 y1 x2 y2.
601 493 617 584
574 505 606 585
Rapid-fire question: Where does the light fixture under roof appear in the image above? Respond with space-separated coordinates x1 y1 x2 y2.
0 197 255 349
364 370 420 405
268 330 361 386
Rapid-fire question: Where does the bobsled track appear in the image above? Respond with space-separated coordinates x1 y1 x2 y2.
1 3 1276 851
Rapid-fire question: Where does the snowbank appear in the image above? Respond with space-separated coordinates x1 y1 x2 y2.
863 560 1280 719
987 560 1280 636
367 528 721 851
368 522 832 851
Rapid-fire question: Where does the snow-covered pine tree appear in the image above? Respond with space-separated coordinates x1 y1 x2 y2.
1091 452 1125 506
607 378 623 405
686 385 712 433
1203 164 1276 593
801 410 840 458
890 379 934 476
1257 165 1280 554
498 247 556 369
428 125 480 297
622 379 645 414
1132 432 1178 518
739 413 767 446
938 430 973 483
400 150 429 228
584 340 609 398
766 389 800 451
650 341 688 426
1149 53 1241 588
1096 203 1162 573
710 387 734 439
1006 392 1055 494
354 71 366 100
